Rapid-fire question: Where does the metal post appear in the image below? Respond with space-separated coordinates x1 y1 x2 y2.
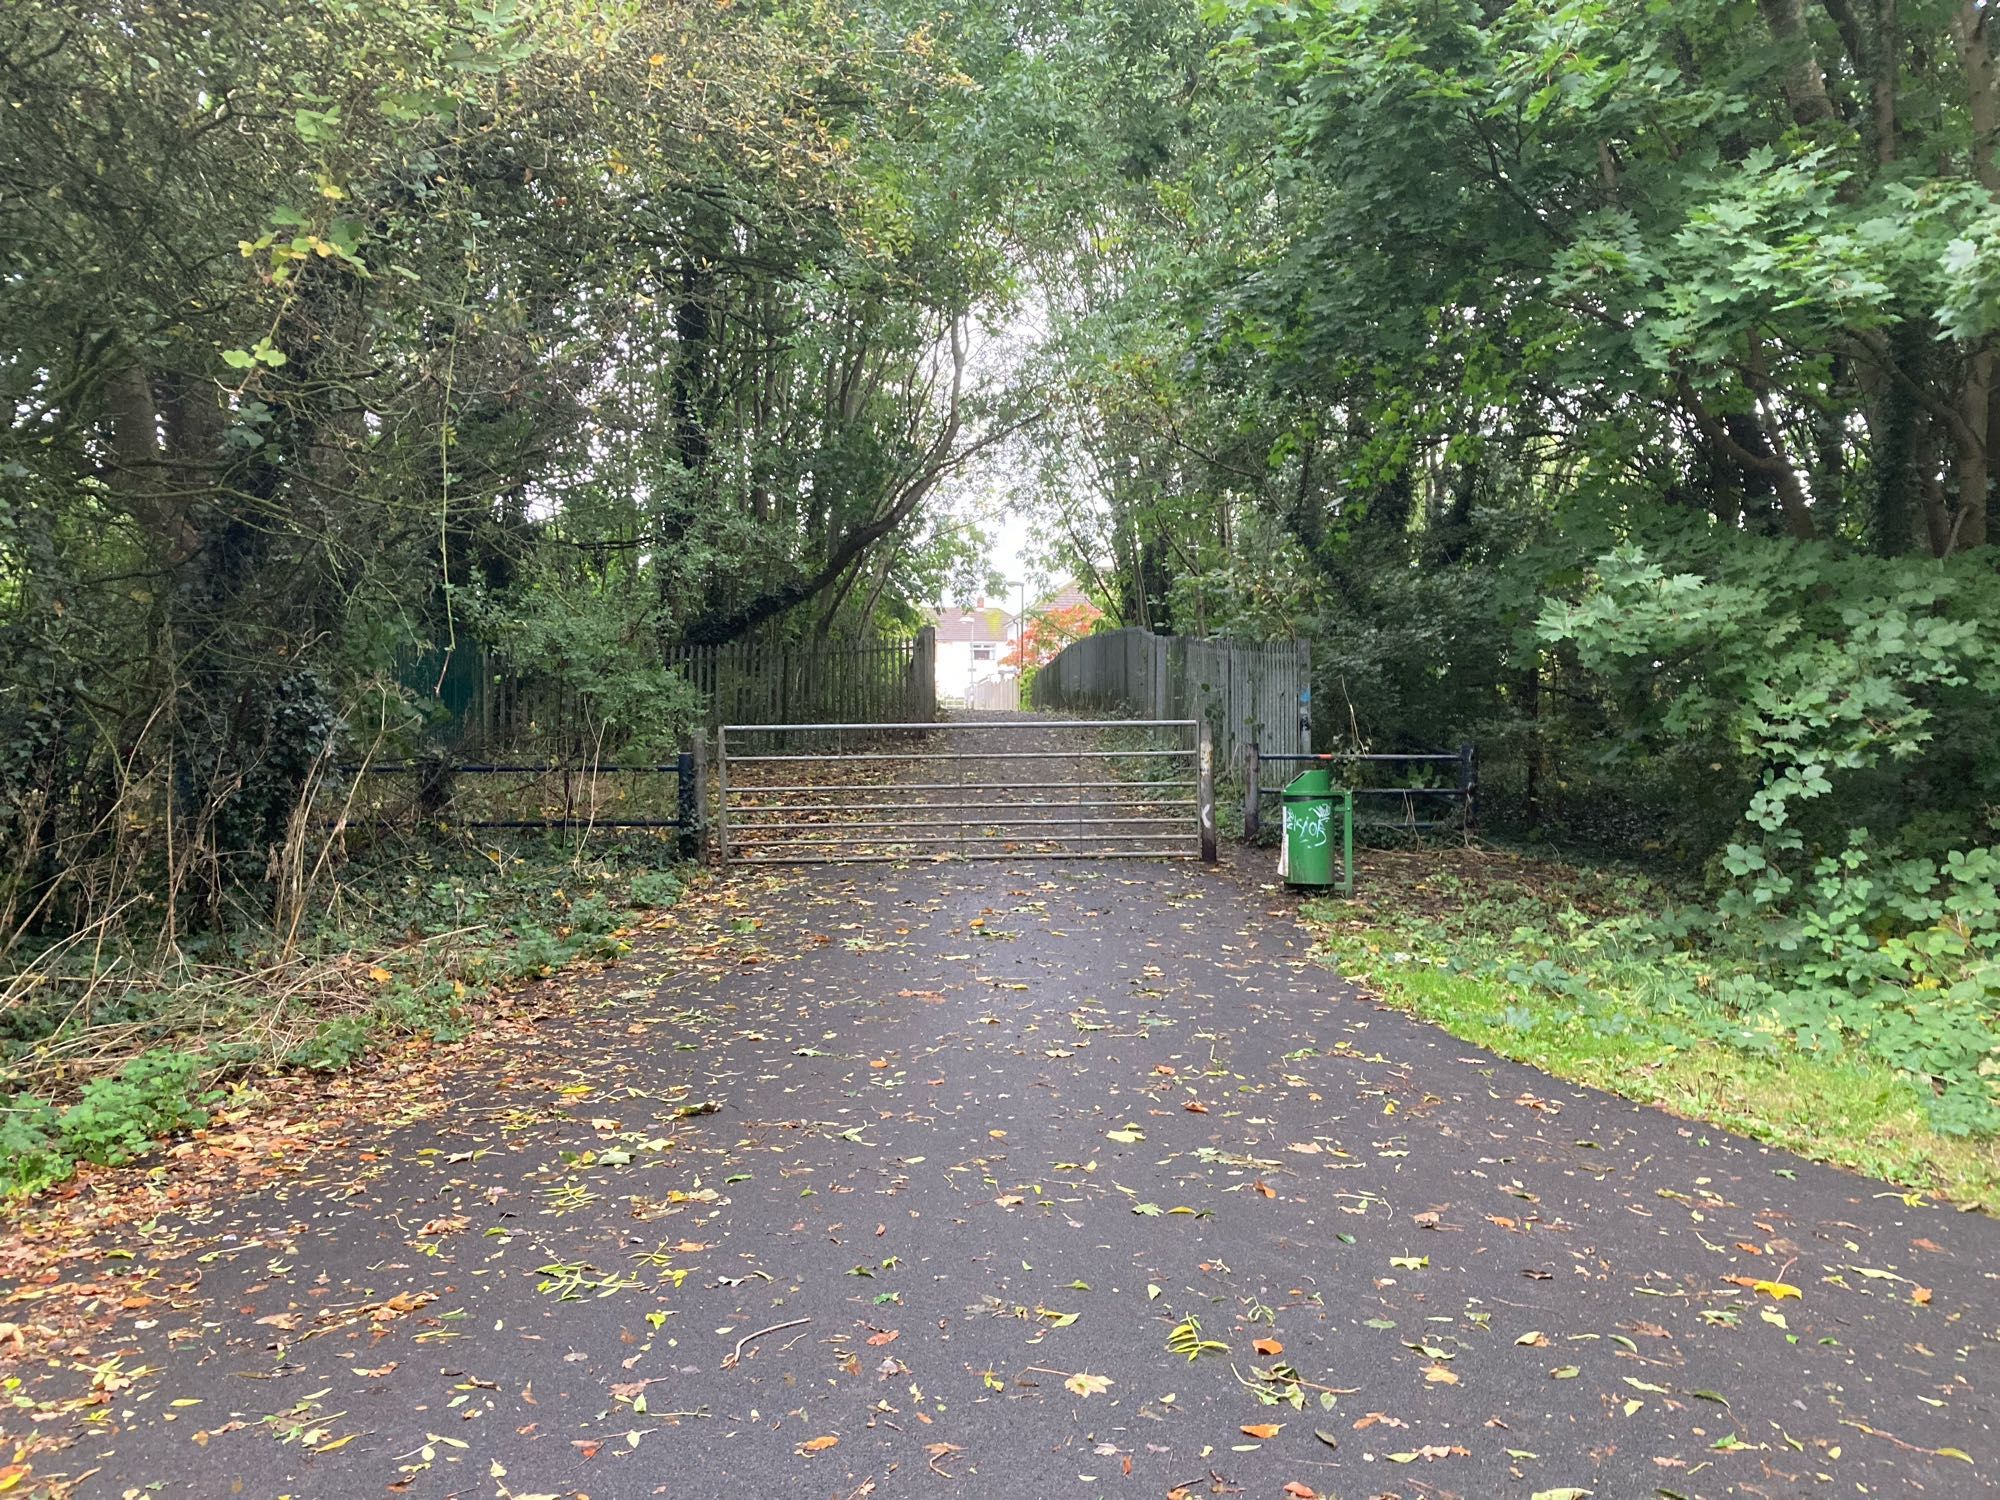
1197 720 1217 863
1458 742 1477 834
1341 788 1354 898
715 726 731 865
674 748 698 856
691 735 711 833
1241 740 1260 840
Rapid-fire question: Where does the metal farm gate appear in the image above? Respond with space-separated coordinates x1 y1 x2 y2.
717 719 1216 865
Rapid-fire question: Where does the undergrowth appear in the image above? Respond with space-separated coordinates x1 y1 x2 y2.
1304 846 2000 1207
0 833 688 1200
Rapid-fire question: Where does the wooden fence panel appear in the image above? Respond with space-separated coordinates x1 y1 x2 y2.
1033 629 1309 768
397 630 940 758
665 628 936 729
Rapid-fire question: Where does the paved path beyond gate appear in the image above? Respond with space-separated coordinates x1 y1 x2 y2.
11 857 1997 1498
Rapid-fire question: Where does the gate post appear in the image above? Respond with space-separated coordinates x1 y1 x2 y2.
1197 719 1218 863
1241 740 1261 840
1458 742 1477 834
715 726 731 865
675 749 698 856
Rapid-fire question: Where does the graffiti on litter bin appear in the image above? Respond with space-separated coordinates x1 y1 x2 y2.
1285 801 1331 849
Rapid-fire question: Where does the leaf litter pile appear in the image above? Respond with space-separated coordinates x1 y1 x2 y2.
1 841 1994 1498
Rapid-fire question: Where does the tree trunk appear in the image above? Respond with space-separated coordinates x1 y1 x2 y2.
1759 0 1839 125
1950 347 1993 553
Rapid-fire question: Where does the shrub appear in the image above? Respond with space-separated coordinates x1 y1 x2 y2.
58 1049 215 1167
629 870 682 909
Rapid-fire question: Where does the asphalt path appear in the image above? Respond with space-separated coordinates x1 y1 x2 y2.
8 851 1999 1500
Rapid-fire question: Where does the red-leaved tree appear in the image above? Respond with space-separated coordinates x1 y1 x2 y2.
1004 601 1104 678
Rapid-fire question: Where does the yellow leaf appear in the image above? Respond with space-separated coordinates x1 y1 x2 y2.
1065 1372 1113 1398
368 966 393 984
1751 1279 1802 1301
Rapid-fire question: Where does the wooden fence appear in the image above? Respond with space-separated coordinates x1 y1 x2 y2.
1031 628 1310 766
668 628 937 728
395 628 937 753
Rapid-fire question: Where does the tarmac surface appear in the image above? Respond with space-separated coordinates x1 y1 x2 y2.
8 849 2000 1499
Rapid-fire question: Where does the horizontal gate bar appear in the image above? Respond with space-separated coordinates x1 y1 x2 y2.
726 749 1192 764
727 798 1198 817
737 851 1199 864
726 778 1188 795
734 831 1193 848
726 815 1194 833
721 720 1197 733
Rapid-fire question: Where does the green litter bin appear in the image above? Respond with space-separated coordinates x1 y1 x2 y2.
1280 767 1350 891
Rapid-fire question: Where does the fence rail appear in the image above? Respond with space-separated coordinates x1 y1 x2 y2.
1031 629 1310 769
1243 745 1476 838
343 756 701 838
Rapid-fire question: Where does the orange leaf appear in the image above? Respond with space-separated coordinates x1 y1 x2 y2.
1253 1337 1284 1356
1241 1422 1283 1439
1283 1485 1319 1499
869 1060 888 1069
866 1329 899 1346
1913 1286 1933 1305
799 1435 839 1453
1253 1180 1276 1199
1183 1100 1208 1114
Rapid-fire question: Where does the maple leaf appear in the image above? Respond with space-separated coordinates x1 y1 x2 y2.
1065 1371 1113 1398
798 1434 839 1453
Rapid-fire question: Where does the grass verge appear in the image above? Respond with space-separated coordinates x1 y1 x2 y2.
1302 845 1999 1208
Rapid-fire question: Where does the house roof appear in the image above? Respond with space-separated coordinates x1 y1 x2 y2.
1033 580 1096 615
932 605 1014 643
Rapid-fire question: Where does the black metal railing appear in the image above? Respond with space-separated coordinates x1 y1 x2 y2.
1241 743 1475 838
341 754 700 833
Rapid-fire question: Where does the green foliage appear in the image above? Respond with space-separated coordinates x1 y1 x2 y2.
1 0 1011 951
1 1050 219 1197
285 1018 375 1074
0 1098 66 1199
60 1051 216 1167
1536 537 2000 1129
629 870 684 909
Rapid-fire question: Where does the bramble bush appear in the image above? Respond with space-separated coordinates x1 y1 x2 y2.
1540 539 2000 1131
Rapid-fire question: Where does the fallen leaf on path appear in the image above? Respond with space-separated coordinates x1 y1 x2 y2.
1241 1423 1282 1439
